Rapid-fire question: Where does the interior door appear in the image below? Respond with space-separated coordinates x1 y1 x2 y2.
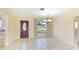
20 21 29 38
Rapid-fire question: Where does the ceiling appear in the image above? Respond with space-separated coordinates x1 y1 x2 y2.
8 8 71 17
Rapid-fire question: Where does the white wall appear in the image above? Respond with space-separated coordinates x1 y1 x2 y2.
53 10 76 47
53 15 74 45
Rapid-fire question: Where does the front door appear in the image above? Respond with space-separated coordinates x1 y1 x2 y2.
20 21 29 38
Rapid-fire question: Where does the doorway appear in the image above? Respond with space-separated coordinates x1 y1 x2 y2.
74 17 79 48
20 20 29 38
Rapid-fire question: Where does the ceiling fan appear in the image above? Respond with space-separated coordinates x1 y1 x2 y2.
39 8 52 22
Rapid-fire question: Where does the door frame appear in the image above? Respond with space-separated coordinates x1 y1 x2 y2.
20 20 29 38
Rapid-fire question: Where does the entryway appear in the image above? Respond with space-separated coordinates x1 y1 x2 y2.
20 21 29 38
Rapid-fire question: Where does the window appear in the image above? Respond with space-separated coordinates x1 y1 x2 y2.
36 20 47 33
75 21 78 29
0 15 3 31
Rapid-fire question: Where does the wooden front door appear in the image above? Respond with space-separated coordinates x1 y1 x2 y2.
20 21 29 38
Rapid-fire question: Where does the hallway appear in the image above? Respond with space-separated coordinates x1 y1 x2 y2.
1 38 74 50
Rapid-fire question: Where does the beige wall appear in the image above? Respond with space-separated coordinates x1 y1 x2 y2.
53 15 74 46
0 9 35 46
53 9 79 48
47 22 52 37
17 17 35 39
0 9 19 46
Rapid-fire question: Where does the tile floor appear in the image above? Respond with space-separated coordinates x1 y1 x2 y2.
1 38 75 50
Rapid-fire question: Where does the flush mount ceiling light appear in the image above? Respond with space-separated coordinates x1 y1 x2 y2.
40 8 45 11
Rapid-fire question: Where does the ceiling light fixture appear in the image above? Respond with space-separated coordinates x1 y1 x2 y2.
40 8 45 11
40 8 52 22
